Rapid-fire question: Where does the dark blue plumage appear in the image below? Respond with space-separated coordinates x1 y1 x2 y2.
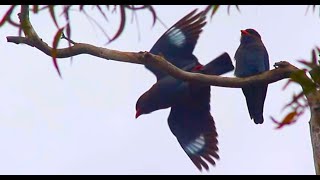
234 29 270 124
135 10 234 171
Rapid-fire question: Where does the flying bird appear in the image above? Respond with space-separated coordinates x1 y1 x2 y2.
135 9 234 171
234 28 270 124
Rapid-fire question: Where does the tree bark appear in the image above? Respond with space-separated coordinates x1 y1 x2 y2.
306 91 320 174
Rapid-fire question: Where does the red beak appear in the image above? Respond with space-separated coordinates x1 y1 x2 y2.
241 30 250 35
135 109 142 119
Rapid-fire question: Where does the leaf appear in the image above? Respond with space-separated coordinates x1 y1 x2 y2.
298 59 316 69
290 70 316 94
96 5 109 22
309 66 320 85
7 18 20 27
62 6 72 46
305 5 310 15
107 6 126 44
79 5 85 11
49 5 59 28
148 5 157 27
282 79 294 90
82 9 110 41
211 5 220 18
0 5 16 27
52 28 64 78
33 5 39 13
235 5 241 13
271 111 298 129
282 92 305 111
312 49 317 64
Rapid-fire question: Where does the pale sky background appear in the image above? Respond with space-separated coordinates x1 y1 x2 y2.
0 5 319 175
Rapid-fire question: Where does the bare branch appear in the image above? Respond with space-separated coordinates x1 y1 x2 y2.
7 5 302 89
7 33 300 88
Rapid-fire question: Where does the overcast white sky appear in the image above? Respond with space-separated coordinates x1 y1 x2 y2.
0 5 319 175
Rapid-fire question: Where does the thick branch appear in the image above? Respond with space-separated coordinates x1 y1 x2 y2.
7 6 301 88
7 33 299 87
306 92 320 175
142 54 299 87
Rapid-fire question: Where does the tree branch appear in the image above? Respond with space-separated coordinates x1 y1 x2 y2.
7 5 301 88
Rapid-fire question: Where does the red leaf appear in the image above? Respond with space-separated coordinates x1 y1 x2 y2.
79 5 85 11
96 5 109 22
148 5 157 27
282 92 304 111
297 59 316 69
63 6 72 48
52 28 64 78
312 49 317 64
271 111 298 129
7 18 20 27
107 6 126 44
282 79 293 90
33 5 39 13
38 5 49 11
0 5 16 27
49 5 59 28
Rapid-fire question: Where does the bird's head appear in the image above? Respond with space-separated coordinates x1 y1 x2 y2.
240 28 262 43
135 84 173 119
135 92 154 119
135 87 167 119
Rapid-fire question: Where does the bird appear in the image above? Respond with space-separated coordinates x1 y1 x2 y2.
234 28 270 124
135 9 234 171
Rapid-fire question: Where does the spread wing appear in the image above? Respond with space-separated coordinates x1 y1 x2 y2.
146 9 207 80
167 86 219 171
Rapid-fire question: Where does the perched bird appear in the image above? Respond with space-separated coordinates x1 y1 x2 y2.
234 28 270 124
135 9 234 171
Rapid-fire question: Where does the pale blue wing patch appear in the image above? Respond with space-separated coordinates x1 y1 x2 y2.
184 134 205 155
166 28 186 48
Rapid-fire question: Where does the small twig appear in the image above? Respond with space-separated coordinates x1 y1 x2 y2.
61 32 77 44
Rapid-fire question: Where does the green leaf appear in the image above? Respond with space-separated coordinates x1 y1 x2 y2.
290 70 316 94
309 66 320 85
211 5 220 18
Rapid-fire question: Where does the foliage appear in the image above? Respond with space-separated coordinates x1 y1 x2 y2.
272 47 320 129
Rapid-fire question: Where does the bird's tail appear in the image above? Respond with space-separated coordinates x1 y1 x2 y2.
242 85 268 124
201 52 234 76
